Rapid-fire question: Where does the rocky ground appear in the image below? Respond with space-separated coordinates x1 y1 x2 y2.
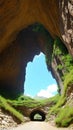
0 107 73 130
0 108 18 130
0 108 30 130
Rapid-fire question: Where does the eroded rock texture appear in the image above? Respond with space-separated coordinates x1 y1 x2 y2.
0 0 60 53
0 28 42 97
59 0 73 56
0 0 72 98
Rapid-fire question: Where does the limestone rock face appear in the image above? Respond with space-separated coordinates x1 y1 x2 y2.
0 0 72 97
59 0 73 56
0 28 41 97
0 0 60 53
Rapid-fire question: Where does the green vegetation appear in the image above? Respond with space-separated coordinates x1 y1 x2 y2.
47 69 73 127
39 94 60 105
47 96 66 118
7 94 60 108
53 37 68 55
53 37 73 81
0 96 24 122
55 106 73 127
47 97 73 127
0 35 73 126
0 24 73 127
63 69 73 96
0 94 61 118
7 95 42 108
0 94 61 124
46 41 73 126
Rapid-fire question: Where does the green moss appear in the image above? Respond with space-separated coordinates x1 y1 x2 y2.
0 96 24 122
63 69 73 96
53 37 68 55
52 37 73 81
56 64 63 71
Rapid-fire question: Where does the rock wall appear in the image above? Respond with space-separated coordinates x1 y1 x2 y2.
0 28 42 98
14 104 50 118
0 0 60 54
49 57 64 94
0 0 73 98
59 0 73 56
0 0 72 55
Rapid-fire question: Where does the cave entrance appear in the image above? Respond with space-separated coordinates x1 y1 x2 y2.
24 52 58 98
0 23 68 98
30 109 46 121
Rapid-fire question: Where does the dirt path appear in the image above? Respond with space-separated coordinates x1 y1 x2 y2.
11 122 72 130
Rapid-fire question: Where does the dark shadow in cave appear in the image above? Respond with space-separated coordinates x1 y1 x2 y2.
30 109 46 121
0 22 68 99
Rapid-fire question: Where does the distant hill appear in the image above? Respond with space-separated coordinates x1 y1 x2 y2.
34 96 47 100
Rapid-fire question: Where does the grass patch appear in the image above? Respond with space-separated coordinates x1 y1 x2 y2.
8 94 60 108
63 69 73 96
55 70 73 127
46 95 61 120
47 95 73 127
7 95 42 108
39 94 60 105
55 106 73 127
0 96 24 122
47 69 73 127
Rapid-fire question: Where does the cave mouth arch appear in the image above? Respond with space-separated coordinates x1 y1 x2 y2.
0 22 68 98
30 109 46 121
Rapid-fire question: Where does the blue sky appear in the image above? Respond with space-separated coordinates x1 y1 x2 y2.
24 53 58 98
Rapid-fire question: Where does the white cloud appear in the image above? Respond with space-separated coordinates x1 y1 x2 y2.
37 84 58 98
24 94 33 98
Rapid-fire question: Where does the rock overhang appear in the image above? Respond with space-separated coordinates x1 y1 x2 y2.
0 0 73 98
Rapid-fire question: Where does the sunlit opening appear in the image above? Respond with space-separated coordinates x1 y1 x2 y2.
24 52 58 98
34 114 42 120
